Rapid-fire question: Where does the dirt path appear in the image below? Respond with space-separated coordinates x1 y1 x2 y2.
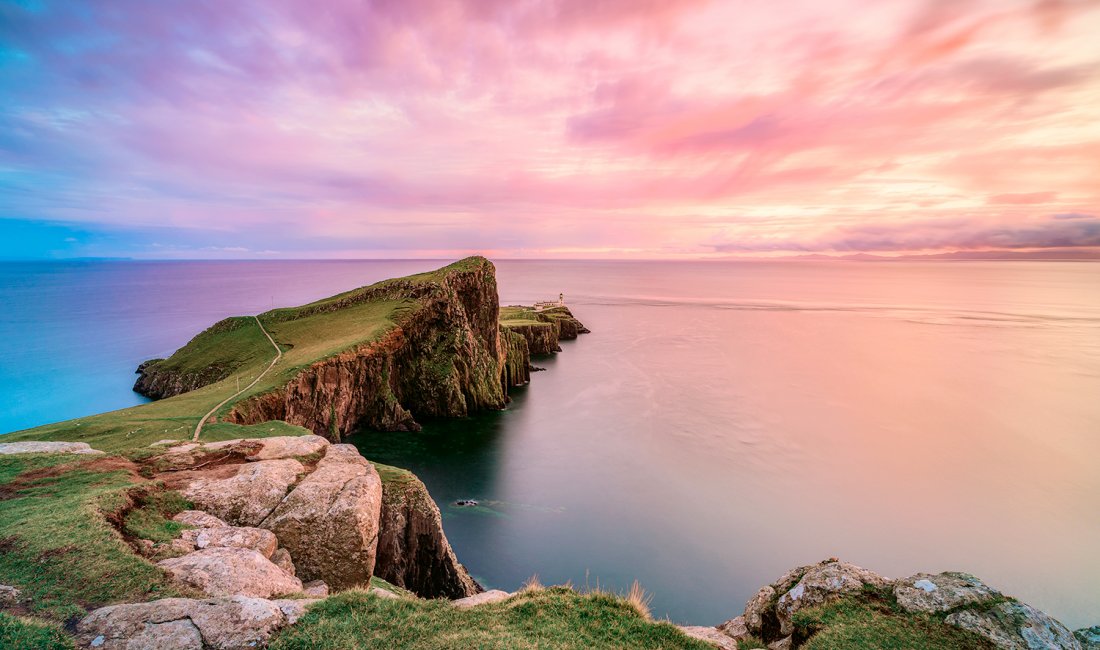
192 316 282 442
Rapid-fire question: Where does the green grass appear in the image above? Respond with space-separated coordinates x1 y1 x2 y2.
269 586 711 650
0 613 74 650
792 593 996 650
0 454 182 621
121 488 192 543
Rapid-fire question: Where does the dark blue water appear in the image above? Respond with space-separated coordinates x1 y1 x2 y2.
3 260 1099 628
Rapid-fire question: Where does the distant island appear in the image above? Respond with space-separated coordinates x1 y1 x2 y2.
0 258 1094 650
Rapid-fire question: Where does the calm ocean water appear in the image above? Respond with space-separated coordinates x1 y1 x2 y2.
3 259 1099 627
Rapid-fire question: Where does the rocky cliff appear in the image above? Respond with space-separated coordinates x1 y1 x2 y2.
500 305 589 358
135 257 513 440
373 464 480 599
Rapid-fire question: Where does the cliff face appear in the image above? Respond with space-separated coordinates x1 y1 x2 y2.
505 323 561 355
373 465 481 599
223 258 509 439
501 328 531 388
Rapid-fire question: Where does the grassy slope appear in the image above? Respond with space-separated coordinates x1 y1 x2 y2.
270 587 711 650
0 613 73 650
0 454 184 621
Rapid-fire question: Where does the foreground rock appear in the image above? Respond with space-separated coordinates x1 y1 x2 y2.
76 596 316 649
946 601 1080 650
0 584 19 606
157 547 303 598
374 465 480 598
1076 626 1100 649
260 444 382 589
717 559 1083 650
452 590 511 608
178 458 304 526
0 441 103 455
677 625 739 650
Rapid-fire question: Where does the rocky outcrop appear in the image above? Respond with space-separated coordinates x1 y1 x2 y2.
715 559 1084 650
373 465 480 599
260 444 383 590
178 458 305 527
76 596 318 650
894 572 1002 613
223 257 509 439
0 441 103 455
157 547 303 599
946 601 1080 650
1076 626 1100 649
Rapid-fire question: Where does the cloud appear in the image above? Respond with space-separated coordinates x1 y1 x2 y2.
711 214 1100 253
1 0 1099 258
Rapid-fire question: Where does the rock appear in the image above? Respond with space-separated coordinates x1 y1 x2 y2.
260 444 382 590
677 625 740 650
371 586 402 599
273 598 320 625
374 465 481 599
946 601 1081 650
453 589 511 608
0 441 103 455
271 548 296 576
743 585 777 635
180 458 305 526
773 559 888 636
894 572 1002 613
0 584 20 606
717 615 749 641
203 435 329 461
157 547 303 598
768 637 792 650
76 596 292 650
1075 626 1100 649
303 580 329 597
173 510 228 529
195 526 279 558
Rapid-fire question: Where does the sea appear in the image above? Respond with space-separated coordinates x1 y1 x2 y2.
2 259 1098 628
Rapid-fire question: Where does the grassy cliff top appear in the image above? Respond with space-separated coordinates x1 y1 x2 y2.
269 586 711 650
6 257 498 453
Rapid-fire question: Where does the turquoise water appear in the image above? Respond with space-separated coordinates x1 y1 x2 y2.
4 260 1099 627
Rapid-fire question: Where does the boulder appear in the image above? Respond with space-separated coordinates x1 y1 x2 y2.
677 625 739 650
743 585 777 635
773 559 888 636
453 589 511 608
259 444 382 589
1075 626 1100 650
203 435 329 461
0 441 102 455
371 586 402 599
271 548 296 576
894 572 1002 613
157 547 303 598
768 637 792 650
76 596 292 650
173 510 228 529
945 601 1081 650
180 458 304 526
273 598 320 625
717 615 749 641
194 526 279 558
303 580 330 598
0 584 19 606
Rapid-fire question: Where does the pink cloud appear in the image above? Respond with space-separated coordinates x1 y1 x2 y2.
1 0 1099 257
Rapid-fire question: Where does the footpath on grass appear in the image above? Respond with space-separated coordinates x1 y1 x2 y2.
192 315 282 442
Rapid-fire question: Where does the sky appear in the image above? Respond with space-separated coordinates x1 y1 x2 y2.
1 0 1099 260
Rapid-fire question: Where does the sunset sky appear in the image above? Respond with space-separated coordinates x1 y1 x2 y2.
1 0 1099 259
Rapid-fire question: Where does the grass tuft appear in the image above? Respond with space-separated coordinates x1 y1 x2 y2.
0 612 74 650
